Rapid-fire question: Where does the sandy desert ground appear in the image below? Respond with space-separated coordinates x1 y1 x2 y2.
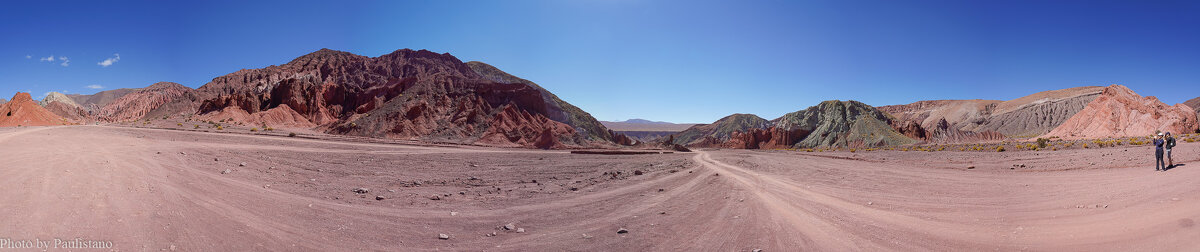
1 125 1198 251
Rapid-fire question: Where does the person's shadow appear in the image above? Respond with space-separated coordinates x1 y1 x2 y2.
1164 163 1186 171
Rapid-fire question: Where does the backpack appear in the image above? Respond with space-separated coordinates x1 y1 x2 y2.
1167 137 1176 149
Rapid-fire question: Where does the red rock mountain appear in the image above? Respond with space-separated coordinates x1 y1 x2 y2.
1043 85 1198 139
0 92 67 127
183 48 616 148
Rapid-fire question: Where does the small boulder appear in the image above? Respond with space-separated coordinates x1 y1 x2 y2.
438 234 449 240
617 228 629 234
375 195 385 201
239 162 246 167
352 188 369 194
516 228 525 233
429 195 442 200
221 169 232 174
504 223 516 230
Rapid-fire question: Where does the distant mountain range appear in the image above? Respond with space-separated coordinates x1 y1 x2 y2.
675 85 1199 149
600 119 697 132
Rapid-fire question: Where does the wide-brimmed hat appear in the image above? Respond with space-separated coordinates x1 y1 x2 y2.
1158 132 1165 136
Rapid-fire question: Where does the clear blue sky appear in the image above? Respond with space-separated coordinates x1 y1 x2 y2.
1 0 1198 123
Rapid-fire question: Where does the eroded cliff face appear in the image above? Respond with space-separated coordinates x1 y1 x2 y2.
879 86 1103 141
1044 85 1198 139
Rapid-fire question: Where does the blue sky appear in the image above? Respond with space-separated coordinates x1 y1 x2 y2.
1 0 1198 123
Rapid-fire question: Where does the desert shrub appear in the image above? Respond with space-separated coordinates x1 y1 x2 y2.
250 128 258 132
996 146 1005 152
1036 138 1049 149
216 126 224 130
177 123 183 127
288 132 297 137
1083 143 1089 149
194 125 200 129
265 127 274 131
849 148 857 153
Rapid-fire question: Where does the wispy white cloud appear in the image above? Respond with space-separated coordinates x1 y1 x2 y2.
40 55 55 62
97 53 120 67
86 84 104 89
25 55 31 59
59 56 70 67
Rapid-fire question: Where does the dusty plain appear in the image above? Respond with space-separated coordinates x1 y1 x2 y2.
1 125 1198 251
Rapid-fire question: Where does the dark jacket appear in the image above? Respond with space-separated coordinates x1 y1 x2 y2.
1166 137 1176 150
1155 138 1165 152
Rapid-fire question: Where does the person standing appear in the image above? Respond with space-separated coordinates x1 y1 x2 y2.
1154 133 1166 171
1166 132 1176 168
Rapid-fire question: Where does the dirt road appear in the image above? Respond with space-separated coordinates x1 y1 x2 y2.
0 126 1198 251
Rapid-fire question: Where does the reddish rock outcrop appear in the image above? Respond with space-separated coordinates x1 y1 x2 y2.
1044 85 1198 139
890 120 927 140
0 92 67 127
188 48 614 148
196 105 316 129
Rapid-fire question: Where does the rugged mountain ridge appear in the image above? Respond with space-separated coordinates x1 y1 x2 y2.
672 114 769 146
1043 85 1197 139
184 48 617 148
674 101 917 149
68 88 140 112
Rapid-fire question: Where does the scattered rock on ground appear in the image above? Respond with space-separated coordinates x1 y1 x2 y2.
375 195 385 200
438 234 449 240
239 162 246 167
504 223 516 230
221 169 231 174
617 228 629 234
352 188 369 194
